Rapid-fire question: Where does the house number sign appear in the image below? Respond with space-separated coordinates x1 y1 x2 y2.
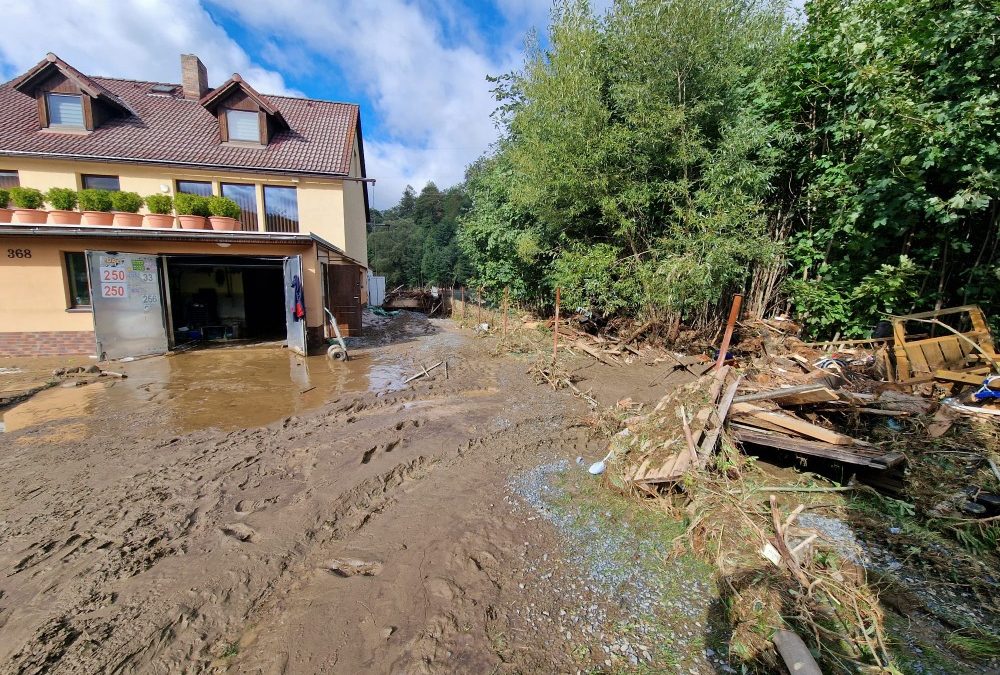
6 248 31 258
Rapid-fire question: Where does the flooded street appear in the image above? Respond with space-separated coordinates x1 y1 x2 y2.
0 313 609 674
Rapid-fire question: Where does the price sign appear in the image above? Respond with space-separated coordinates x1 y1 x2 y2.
99 261 128 299
102 283 127 298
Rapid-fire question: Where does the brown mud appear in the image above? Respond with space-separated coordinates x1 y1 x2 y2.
0 314 698 674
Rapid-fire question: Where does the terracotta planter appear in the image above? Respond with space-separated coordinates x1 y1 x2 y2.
209 216 239 231
81 211 114 226
0 208 11 223
143 213 175 229
48 209 81 225
178 215 208 230
11 209 47 224
113 212 144 227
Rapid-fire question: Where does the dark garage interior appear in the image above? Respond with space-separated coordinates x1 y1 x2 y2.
165 255 286 344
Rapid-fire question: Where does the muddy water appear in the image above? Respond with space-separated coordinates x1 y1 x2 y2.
3 346 410 435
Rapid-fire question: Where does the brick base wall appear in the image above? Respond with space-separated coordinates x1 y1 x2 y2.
0 331 96 356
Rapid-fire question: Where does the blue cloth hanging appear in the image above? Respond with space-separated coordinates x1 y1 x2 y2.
292 274 305 322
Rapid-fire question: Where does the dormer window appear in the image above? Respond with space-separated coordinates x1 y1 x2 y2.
199 73 287 148
45 93 84 128
225 108 261 142
12 53 133 133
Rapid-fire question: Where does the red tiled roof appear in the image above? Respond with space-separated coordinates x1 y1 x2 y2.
0 70 361 177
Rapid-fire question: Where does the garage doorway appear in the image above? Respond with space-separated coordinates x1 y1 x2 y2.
164 255 286 345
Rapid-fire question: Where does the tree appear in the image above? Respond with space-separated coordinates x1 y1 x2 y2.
777 0 1000 336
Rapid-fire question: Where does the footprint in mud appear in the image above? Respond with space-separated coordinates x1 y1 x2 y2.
394 419 422 431
220 523 256 542
234 496 279 514
361 438 403 464
425 576 462 601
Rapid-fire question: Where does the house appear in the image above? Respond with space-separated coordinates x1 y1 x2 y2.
0 53 371 359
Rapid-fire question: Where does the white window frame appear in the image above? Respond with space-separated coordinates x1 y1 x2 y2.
225 108 260 143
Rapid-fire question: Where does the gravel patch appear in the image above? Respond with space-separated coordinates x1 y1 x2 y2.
508 461 735 673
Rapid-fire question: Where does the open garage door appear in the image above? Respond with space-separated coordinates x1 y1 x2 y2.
86 251 169 360
283 255 307 355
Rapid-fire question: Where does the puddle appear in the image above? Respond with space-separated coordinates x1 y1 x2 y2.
3 345 410 436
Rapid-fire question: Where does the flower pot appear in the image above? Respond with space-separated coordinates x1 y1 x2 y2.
0 208 11 223
112 212 144 227
178 215 208 230
81 211 114 226
48 209 81 225
209 216 239 231
143 213 175 229
11 209 47 224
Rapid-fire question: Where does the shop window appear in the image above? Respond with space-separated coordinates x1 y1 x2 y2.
221 182 258 230
65 252 91 309
81 174 120 191
0 171 19 188
264 185 299 233
176 180 213 196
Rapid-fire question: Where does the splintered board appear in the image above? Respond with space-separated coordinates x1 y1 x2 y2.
731 424 905 469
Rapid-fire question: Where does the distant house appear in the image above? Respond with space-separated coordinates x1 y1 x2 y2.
0 53 370 358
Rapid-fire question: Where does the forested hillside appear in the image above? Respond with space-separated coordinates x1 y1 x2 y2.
459 0 999 338
367 182 472 289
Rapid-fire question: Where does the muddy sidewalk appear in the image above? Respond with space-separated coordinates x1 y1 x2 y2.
0 315 615 673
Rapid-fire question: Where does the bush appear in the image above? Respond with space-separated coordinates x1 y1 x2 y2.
78 189 113 212
175 193 210 216
110 191 144 213
9 187 43 209
207 196 241 219
145 194 173 214
45 187 78 211
0 188 12 208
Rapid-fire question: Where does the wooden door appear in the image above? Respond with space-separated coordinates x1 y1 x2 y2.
326 264 362 336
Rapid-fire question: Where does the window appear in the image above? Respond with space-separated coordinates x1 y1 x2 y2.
0 171 18 188
46 93 84 128
225 109 260 143
81 174 120 191
65 252 91 309
264 185 299 233
176 180 213 196
221 183 258 230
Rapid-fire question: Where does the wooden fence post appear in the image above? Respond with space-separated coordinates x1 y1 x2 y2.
503 287 509 338
460 286 465 320
477 287 483 324
715 293 743 371
553 287 560 364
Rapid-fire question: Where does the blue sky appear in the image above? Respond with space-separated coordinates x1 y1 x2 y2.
0 0 573 208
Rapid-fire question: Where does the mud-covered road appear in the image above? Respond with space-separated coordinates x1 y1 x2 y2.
0 315 627 673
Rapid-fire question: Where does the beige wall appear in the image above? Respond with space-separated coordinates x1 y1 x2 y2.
0 156 369 267
0 235 325 334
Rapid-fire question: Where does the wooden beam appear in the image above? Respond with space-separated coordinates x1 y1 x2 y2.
731 403 864 446
732 425 903 469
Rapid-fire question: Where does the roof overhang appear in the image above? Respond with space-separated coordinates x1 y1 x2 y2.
13 53 133 116
0 224 367 268
200 74 288 129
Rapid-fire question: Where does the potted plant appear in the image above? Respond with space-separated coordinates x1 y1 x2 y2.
111 191 144 227
144 194 174 228
175 193 209 229
207 196 241 231
0 188 11 223
44 187 80 225
78 189 114 226
9 187 46 224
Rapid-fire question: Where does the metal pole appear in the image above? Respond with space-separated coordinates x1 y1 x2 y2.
715 293 743 371
553 287 560 364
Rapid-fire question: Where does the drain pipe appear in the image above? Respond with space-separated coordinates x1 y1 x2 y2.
324 307 349 361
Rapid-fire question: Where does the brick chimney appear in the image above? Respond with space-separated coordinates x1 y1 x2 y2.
181 54 208 100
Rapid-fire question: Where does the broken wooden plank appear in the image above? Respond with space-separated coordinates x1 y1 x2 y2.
699 376 742 460
934 369 994 388
732 425 904 469
733 384 839 406
731 403 867 446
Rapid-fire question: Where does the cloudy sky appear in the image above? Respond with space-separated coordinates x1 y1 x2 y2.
0 0 585 208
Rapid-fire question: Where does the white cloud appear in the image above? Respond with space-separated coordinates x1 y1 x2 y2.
0 0 297 95
209 0 526 207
